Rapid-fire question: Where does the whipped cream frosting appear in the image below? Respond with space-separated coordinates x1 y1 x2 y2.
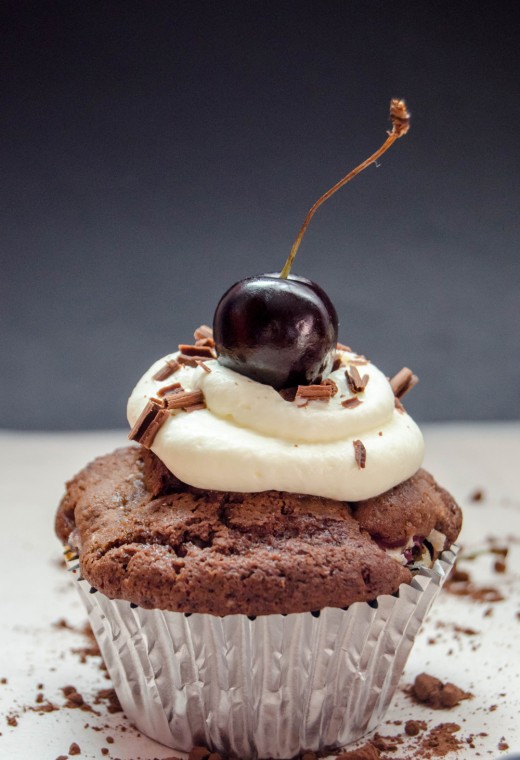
127 349 424 501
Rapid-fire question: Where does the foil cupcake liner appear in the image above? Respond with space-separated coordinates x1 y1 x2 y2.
69 547 457 759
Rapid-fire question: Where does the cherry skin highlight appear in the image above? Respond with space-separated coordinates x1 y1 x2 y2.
213 274 339 389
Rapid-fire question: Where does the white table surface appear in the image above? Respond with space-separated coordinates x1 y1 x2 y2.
1 423 519 759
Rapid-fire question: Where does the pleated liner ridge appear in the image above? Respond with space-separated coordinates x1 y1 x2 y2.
71 547 457 759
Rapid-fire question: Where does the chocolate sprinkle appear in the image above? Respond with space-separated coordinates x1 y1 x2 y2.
178 343 216 358
322 378 339 396
296 384 334 400
165 389 206 411
341 397 362 410
346 365 369 393
390 367 419 399
194 324 214 341
157 382 183 397
128 399 169 448
394 397 406 413
331 354 342 371
353 439 367 468
152 359 180 382
177 353 214 367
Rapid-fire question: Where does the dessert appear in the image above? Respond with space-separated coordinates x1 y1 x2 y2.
55 100 461 758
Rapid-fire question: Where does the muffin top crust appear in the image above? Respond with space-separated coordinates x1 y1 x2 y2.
56 447 461 616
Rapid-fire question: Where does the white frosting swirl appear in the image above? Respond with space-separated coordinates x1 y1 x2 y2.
127 350 424 501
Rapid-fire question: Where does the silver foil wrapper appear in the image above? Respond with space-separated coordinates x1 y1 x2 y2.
70 547 457 759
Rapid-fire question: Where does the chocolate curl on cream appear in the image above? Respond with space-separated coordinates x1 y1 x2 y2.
390 367 419 399
152 359 180 382
353 439 367 469
128 399 169 448
345 365 369 393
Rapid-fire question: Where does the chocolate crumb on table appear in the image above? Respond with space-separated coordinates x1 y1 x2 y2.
405 719 427 736
336 743 381 758
68 742 81 755
410 673 472 709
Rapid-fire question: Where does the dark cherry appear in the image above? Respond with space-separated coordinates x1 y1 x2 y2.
213 273 338 389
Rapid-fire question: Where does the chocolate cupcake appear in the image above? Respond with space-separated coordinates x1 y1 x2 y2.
55 99 461 757
56 336 461 758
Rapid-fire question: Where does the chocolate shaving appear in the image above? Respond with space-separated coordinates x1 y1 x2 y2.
177 353 213 367
157 382 183 398
178 343 216 358
341 397 362 410
278 387 297 402
296 384 334 400
349 356 369 366
196 360 212 373
185 402 207 413
152 359 180 382
322 378 339 396
331 353 342 372
128 399 169 448
394 397 406 413
390 367 419 399
193 325 214 341
336 342 352 351
165 389 205 411
345 365 369 393
353 439 367 468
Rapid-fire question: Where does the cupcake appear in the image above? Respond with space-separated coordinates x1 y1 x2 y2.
55 99 461 758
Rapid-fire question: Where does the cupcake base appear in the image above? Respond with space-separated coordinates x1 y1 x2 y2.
70 548 457 759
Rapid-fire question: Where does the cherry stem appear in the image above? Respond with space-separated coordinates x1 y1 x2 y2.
280 98 411 279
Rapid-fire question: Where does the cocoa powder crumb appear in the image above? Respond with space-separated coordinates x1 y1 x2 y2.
55 756 68 760
405 719 427 736
101 750 109 757
371 732 402 752
411 673 472 709
421 722 463 756
469 488 485 502
0 677 7 684
6 714 18 726
337 742 381 758
69 743 81 755
189 748 211 760
94 688 123 714
498 739 509 750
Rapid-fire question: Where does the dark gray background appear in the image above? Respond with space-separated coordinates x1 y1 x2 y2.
1 1 519 430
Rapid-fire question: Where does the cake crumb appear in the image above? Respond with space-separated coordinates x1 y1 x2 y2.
405 719 427 736
337 743 381 759
410 673 472 708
